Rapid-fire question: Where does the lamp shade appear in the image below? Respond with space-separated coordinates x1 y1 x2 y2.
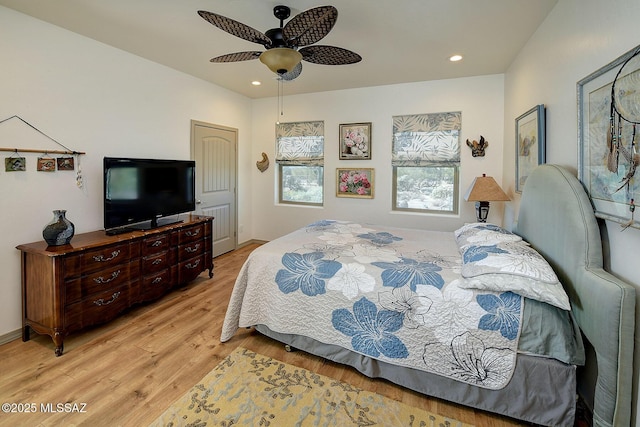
260 48 302 74
464 174 510 202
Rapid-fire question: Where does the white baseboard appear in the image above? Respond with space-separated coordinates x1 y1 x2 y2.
0 329 22 346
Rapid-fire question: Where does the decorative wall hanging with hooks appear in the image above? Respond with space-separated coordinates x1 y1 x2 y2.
0 115 86 156
0 115 86 187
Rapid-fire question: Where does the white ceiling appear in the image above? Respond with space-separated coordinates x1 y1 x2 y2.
0 0 557 99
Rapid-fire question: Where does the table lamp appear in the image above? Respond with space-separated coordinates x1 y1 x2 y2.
464 174 510 222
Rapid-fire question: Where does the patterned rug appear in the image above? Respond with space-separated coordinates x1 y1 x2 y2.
150 347 475 427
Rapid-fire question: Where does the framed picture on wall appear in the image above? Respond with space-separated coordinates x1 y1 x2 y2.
515 104 546 193
5 156 26 172
336 168 374 198
339 122 371 160
577 44 640 228
37 157 56 172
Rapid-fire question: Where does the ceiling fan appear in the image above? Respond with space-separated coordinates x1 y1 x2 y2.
197 5 362 80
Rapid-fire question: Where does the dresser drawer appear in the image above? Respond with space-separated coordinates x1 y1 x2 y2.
138 269 173 302
69 243 135 276
142 234 171 256
178 241 203 262
178 254 204 284
178 224 204 244
65 263 138 303
142 251 174 273
65 283 130 331
83 264 136 297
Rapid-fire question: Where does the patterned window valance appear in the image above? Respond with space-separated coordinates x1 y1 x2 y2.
276 121 324 166
392 112 461 166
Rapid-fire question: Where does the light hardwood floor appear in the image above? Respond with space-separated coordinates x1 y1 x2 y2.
0 243 534 426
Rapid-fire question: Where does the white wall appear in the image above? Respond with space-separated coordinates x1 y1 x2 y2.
0 7 253 338
503 0 640 422
250 75 506 240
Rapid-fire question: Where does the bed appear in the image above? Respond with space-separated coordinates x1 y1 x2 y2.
221 164 635 427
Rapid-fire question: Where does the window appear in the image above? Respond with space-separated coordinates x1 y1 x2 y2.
392 112 461 214
276 121 324 205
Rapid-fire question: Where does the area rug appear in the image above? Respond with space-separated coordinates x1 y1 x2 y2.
150 347 474 427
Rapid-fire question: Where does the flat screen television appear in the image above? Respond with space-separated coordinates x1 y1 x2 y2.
103 157 196 233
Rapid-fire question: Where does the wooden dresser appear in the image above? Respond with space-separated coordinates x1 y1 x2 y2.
16 215 213 356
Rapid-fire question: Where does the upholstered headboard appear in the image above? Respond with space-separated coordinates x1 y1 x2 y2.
514 164 635 427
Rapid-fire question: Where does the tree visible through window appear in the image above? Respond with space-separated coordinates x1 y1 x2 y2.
276 121 324 206
391 112 461 213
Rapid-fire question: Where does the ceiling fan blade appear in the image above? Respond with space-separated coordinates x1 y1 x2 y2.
210 51 262 63
299 45 362 65
198 10 271 47
283 6 338 47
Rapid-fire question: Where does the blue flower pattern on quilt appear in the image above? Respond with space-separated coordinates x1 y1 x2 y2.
305 220 337 232
239 221 523 390
308 220 336 227
275 252 342 296
332 297 409 359
356 231 403 246
463 244 508 264
371 257 444 291
476 292 521 340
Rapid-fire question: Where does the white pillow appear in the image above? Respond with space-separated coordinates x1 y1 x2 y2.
457 234 571 310
458 274 571 311
461 241 559 284
454 223 524 252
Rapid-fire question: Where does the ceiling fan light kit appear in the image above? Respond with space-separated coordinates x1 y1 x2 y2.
198 5 361 79
260 48 302 74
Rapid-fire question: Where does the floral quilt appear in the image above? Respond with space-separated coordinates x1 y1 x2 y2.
221 220 524 389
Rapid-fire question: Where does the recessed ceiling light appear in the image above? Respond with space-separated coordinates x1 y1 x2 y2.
251 80 262 86
449 55 463 62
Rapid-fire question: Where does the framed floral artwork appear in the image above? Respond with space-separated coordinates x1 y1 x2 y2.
515 104 545 193
339 122 371 160
336 168 374 198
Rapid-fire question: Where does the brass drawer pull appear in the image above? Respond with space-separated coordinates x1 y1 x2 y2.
93 270 121 284
185 259 201 269
152 277 163 284
152 258 163 265
93 292 121 306
93 250 121 262
185 229 201 237
151 240 163 247
185 243 200 253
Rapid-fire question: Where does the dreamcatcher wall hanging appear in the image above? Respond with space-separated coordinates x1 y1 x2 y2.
608 47 640 229
579 45 640 230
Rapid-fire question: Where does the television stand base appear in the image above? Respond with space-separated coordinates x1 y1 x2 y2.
108 218 185 234
105 227 131 236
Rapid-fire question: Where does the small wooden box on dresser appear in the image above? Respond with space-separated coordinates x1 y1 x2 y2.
16 215 213 356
